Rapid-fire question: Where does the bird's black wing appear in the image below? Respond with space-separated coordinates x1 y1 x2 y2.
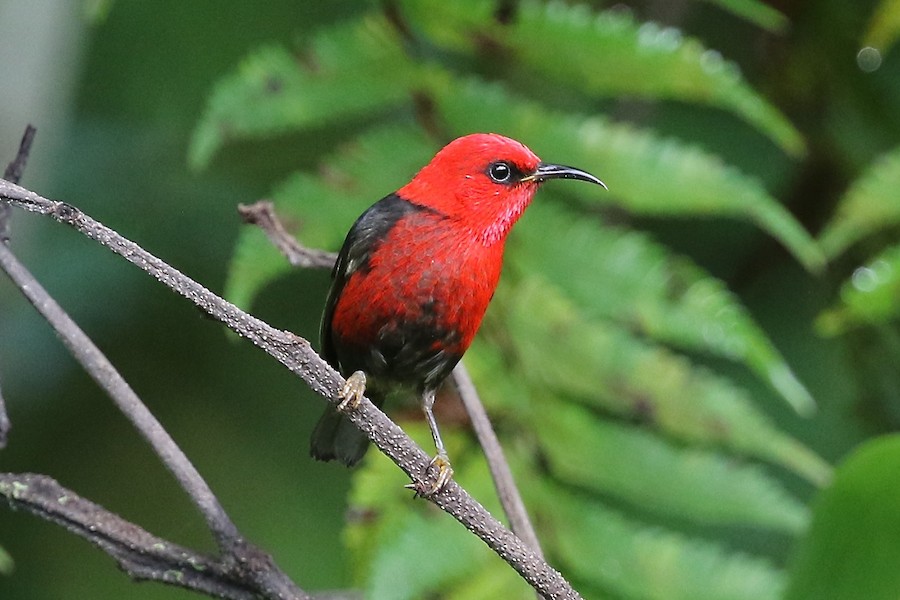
319 193 419 369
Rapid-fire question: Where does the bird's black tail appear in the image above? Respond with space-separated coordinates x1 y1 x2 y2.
309 393 384 467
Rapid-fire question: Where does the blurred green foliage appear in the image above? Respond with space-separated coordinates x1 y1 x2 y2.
1 0 899 599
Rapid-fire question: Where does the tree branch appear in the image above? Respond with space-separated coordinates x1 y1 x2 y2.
0 380 9 451
0 131 307 599
451 362 544 557
0 124 35 242
0 240 243 549
0 473 292 600
237 201 337 270
0 180 582 600
237 199 544 556
0 125 37 447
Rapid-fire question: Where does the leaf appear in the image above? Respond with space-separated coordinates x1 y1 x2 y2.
432 79 825 273
0 544 12 576
365 511 483 600
189 15 425 169
398 0 804 156
817 243 900 335
533 481 786 600
493 277 831 485
818 144 900 258
535 398 809 532
695 0 789 32
511 200 815 414
784 435 900 600
864 0 900 54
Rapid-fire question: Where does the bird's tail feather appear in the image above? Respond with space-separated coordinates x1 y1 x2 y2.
310 393 384 466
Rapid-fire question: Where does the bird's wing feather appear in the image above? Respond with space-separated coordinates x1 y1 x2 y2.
319 193 419 368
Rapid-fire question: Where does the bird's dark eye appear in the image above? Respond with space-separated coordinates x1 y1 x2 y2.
487 161 514 184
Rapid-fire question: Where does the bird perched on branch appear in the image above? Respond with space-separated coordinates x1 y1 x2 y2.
310 133 604 494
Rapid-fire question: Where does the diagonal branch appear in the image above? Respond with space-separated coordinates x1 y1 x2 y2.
0 473 284 600
0 130 306 600
451 361 543 557
238 201 337 270
0 240 242 550
0 179 582 600
237 200 544 556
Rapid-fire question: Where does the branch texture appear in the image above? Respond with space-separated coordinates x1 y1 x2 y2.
0 473 299 600
0 179 581 600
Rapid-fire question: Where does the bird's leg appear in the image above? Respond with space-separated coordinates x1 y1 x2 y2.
337 370 367 411
407 388 454 496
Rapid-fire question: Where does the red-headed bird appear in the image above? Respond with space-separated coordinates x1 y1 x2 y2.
310 133 604 493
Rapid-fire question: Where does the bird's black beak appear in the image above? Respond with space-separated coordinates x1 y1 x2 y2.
524 162 607 189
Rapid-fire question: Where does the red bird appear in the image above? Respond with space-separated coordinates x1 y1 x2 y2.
310 133 604 493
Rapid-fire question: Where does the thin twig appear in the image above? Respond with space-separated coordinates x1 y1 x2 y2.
0 232 309 600
238 201 337 269
0 180 582 600
0 240 240 547
452 362 543 557
0 380 9 450
1 124 35 242
239 199 544 555
1 129 305 599
0 473 292 600
0 124 37 445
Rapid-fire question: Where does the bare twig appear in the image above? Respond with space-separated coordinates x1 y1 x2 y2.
1 130 305 599
0 381 9 450
239 199 544 556
451 362 543 556
0 124 38 447
0 220 307 600
238 201 337 269
0 473 301 600
1 124 35 242
0 241 239 545
0 180 582 600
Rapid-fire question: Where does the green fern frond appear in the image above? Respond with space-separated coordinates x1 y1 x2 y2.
535 398 809 532
695 0 789 32
189 15 425 169
345 433 528 600
511 201 815 414
864 0 900 54
533 481 786 600
398 0 804 156
432 79 825 273
817 243 900 335
493 278 830 485
818 145 900 259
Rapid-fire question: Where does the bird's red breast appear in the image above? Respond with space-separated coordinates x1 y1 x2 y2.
330 203 505 362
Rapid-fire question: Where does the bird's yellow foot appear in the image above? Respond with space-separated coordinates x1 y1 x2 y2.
337 370 367 412
406 452 454 497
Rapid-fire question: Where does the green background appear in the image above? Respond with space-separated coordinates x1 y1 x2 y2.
1 0 898 598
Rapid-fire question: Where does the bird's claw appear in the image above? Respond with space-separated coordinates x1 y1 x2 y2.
337 371 367 412
405 452 454 497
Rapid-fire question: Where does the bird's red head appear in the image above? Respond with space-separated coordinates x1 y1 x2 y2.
398 133 604 245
